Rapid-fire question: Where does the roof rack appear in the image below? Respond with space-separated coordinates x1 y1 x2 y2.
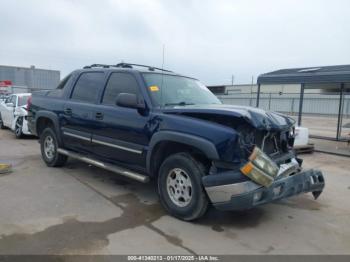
83 64 110 69
115 63 173 72
83 62 173 72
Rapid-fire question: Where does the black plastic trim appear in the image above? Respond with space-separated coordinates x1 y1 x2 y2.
146 131 219 174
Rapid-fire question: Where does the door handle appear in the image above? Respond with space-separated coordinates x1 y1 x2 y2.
95 112 104 120
64 108 72 115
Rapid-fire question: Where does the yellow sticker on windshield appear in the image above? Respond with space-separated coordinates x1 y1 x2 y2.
149 85 159 92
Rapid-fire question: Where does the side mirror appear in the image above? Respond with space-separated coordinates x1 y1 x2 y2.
6 102 14 107
116 93 145 110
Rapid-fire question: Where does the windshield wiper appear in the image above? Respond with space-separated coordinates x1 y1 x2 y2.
164 102 195 106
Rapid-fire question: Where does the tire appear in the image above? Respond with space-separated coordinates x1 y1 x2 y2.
15 117 24 138
0 115 5 130
40 127 67 167
157 152 209 221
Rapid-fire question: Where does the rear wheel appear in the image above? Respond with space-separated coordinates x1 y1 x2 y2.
157 152 209 221
15 117 24 138
40 127 67 167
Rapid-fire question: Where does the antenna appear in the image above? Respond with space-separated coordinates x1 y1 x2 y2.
162 44 165 70
160 44 165 109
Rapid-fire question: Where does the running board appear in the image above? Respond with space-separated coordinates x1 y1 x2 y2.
57 148 149 183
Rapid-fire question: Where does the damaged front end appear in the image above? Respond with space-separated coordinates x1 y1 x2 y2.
202 115 325 211
164 104 325 210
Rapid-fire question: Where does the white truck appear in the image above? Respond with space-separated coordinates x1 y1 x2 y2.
0 93 32 138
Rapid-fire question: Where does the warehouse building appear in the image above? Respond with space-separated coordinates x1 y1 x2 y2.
0 65 60 94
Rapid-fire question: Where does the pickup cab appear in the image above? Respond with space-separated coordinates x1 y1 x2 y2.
28 63 325 221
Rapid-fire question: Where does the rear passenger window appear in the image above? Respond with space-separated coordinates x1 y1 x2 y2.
47 74 72 98
102 73 139 105
57 74 72 90
71 72 105 103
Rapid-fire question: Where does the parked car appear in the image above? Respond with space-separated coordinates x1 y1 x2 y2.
0 93 32 138
28 63 325 221
0 94 9 103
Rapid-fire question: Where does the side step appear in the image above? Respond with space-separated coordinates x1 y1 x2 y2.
57 148 149 183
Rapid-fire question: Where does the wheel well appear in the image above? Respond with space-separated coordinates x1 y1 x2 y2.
36 117 54 137
150 141 211 177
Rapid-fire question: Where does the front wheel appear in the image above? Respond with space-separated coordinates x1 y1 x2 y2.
15 117 24 138
157 152 209 221
40 127 67 167
0 115 5 129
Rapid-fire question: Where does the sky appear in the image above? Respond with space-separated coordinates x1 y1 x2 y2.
0 0 349 85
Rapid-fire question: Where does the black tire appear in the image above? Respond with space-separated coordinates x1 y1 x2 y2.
157 152 209 221
40 127 67 167
0 115 5 130
15 117 24 139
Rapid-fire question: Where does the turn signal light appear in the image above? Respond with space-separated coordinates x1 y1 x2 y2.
240 161 274 187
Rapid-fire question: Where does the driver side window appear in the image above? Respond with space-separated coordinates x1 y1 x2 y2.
11 96 17 106
102 72 140 105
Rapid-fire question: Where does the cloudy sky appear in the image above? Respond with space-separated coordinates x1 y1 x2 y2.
0 0 349 85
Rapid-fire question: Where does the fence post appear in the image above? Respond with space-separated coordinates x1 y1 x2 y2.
256 84 261 107
298 84 305 126
336 83 345 140
268 93 272 110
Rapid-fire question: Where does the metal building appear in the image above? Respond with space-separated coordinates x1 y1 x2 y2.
208 65 350 141
0 65 60 93
257 64 350 141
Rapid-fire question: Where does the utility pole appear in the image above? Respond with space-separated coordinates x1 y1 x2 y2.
231 75 234 86
251 76 254 94
162 44 165 69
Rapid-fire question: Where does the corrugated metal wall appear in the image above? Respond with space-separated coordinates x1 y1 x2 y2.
0 65 60 91
218 93 350 117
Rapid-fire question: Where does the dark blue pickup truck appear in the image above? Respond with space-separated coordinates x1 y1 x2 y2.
28 63 325 221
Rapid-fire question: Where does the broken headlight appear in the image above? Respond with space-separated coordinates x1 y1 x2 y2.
240 146 279 187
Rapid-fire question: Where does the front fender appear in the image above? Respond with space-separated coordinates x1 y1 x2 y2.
146 131 219 174
11 115 19 131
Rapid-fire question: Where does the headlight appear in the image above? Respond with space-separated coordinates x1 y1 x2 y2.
249 147 279 177
240 146 279 187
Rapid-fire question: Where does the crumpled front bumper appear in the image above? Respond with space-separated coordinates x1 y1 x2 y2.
205 169 325 211
12 116 32 135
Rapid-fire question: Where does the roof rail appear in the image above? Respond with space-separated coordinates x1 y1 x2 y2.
83 64 111 69
83 62 173 72
115 63 173 72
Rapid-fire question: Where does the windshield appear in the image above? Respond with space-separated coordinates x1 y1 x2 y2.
17 95 30 107
143 73 221 107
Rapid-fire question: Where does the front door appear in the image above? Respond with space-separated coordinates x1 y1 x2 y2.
91 72 150 170
61 71 106 153
2 95 16 127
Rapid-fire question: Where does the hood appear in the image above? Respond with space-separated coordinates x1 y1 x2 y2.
162 104 295 131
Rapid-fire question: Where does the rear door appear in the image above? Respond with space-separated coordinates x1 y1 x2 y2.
61 71 106 153
91 72 150 169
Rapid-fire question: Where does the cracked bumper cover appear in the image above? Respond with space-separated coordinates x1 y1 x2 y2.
204 169 325 211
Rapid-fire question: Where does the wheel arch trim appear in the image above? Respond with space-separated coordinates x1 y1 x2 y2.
146 131 219 175
35 111 62 143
